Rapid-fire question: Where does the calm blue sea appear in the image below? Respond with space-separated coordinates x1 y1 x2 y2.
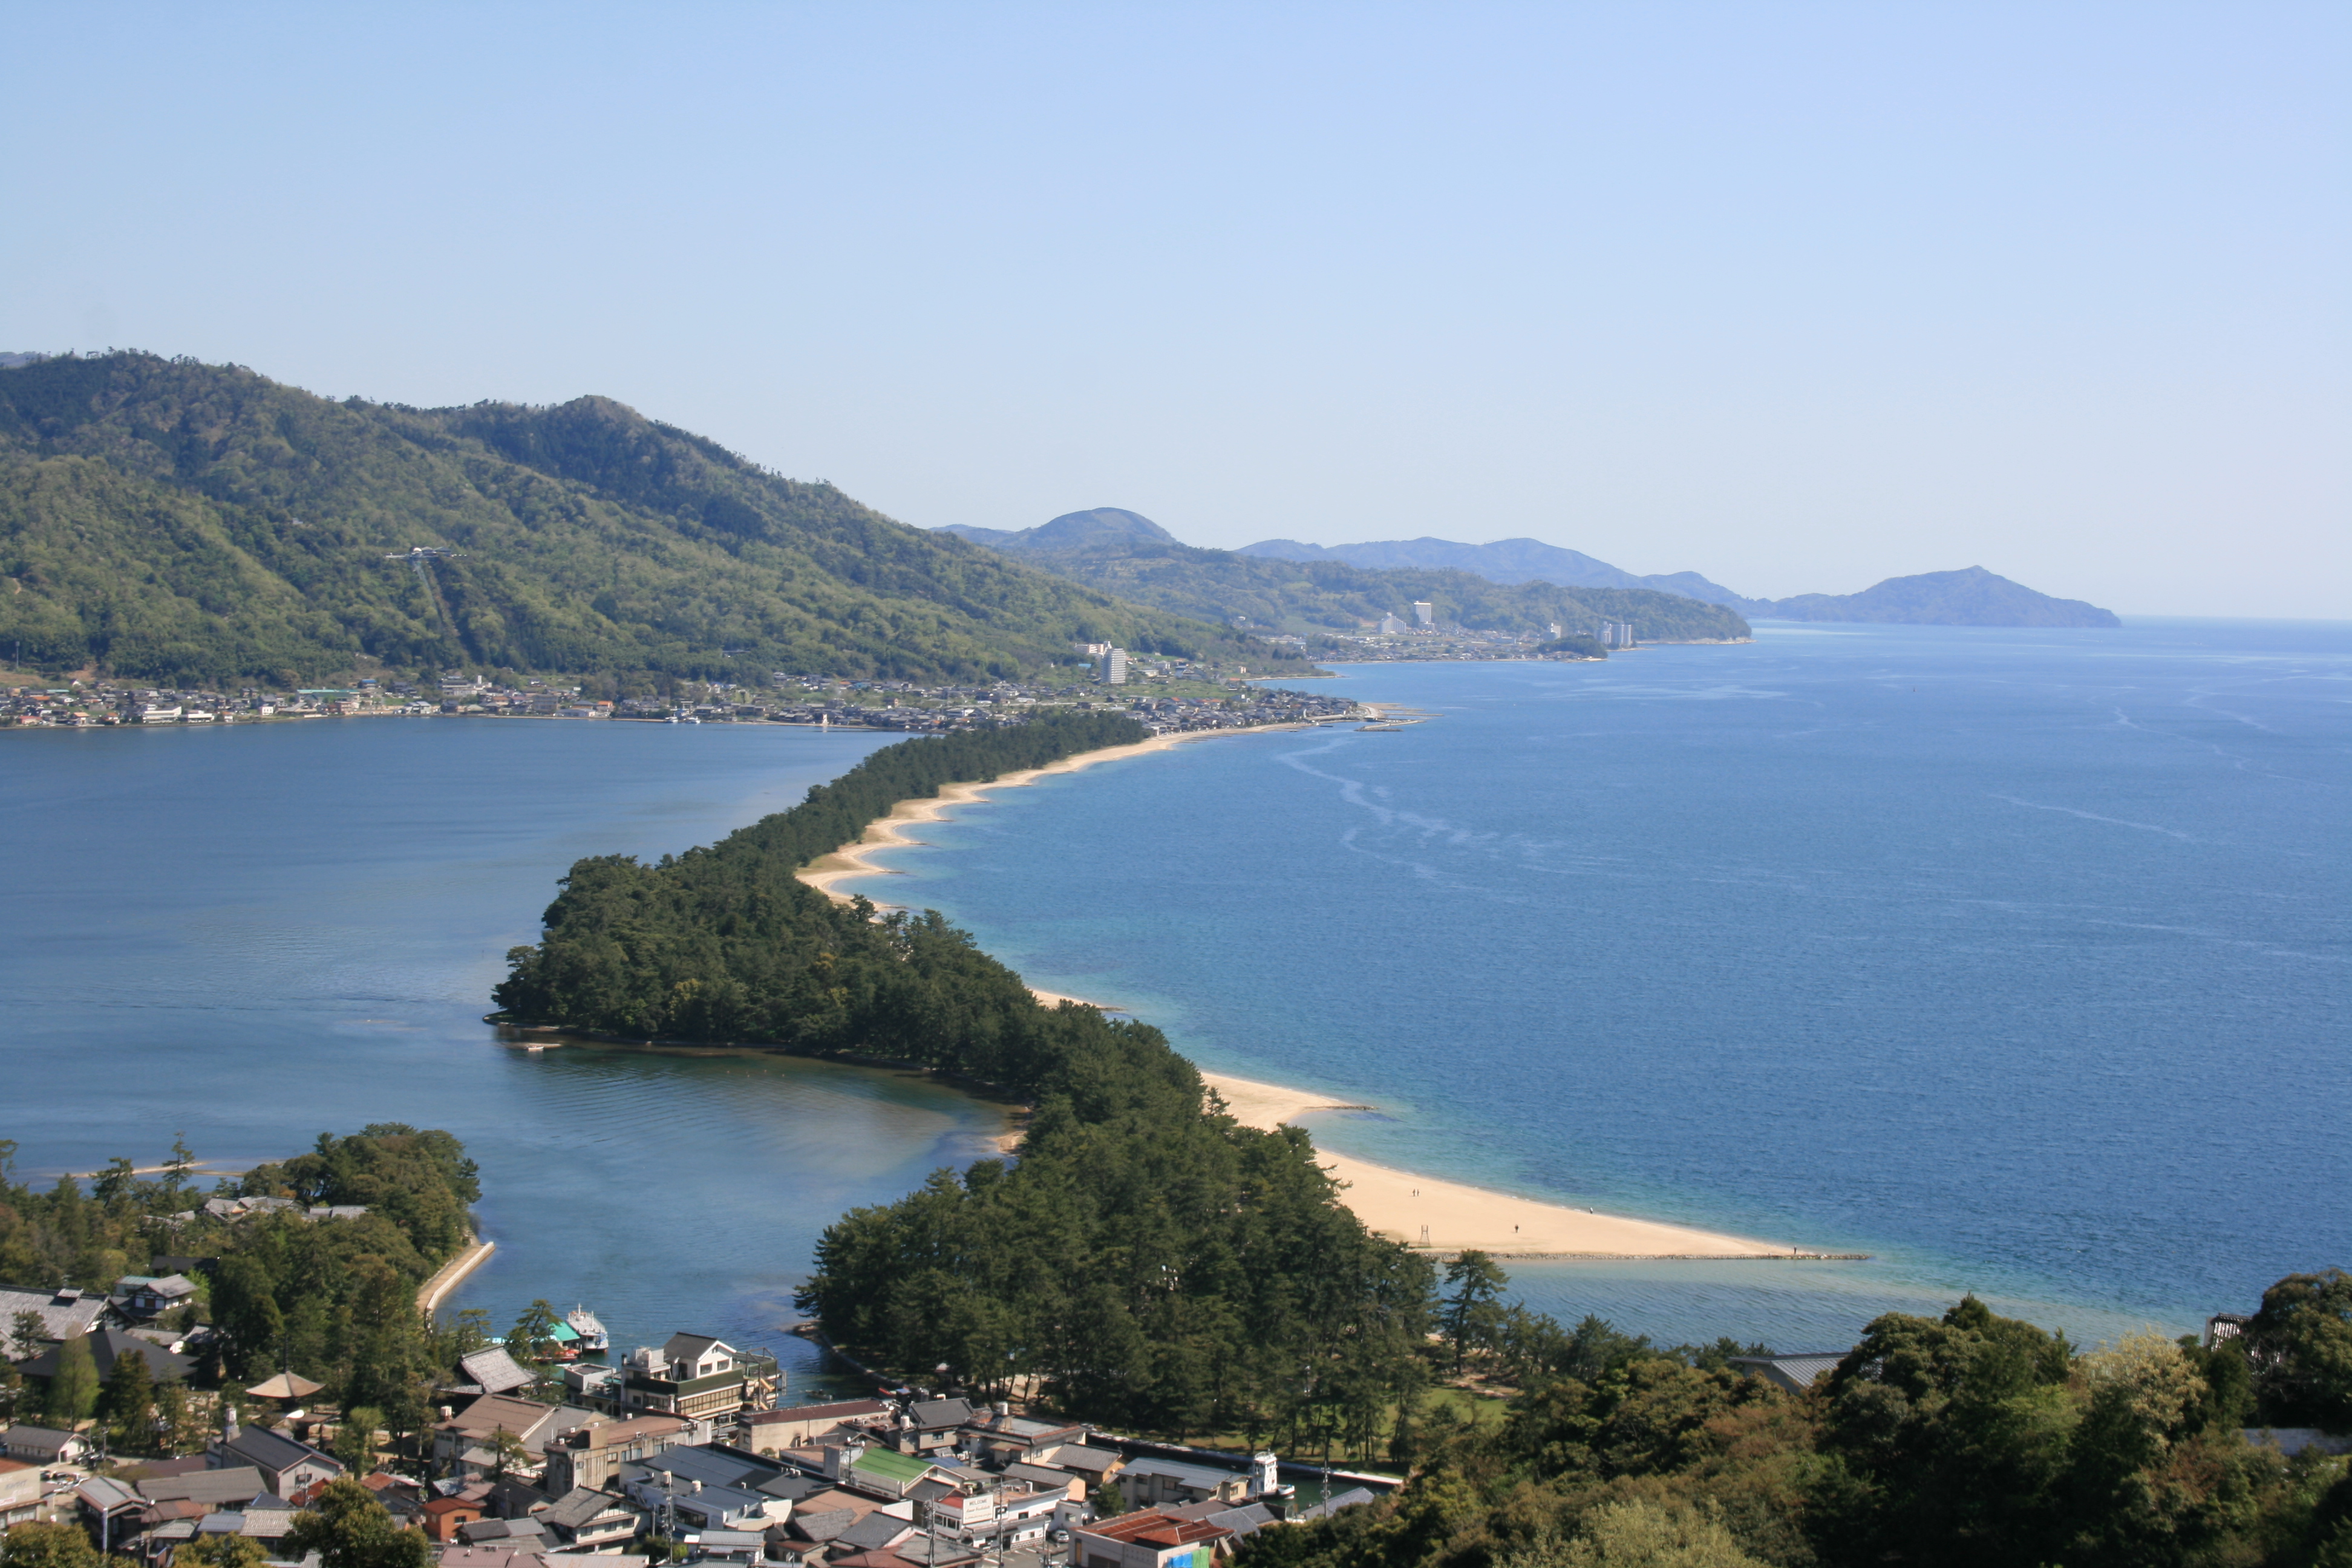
837 620 2351 1350
0 718 1007 1396
4 619 2344 1365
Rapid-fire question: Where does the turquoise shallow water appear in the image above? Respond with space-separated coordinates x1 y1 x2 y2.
835 621 2352 1350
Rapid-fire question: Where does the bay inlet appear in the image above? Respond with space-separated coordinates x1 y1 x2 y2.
6 615 2345 1365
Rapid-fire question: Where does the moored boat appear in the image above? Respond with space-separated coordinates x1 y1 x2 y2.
565 1305 610 1353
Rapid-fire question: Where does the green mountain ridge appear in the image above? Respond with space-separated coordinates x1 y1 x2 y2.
938 508 1753 643
0 353 1312 687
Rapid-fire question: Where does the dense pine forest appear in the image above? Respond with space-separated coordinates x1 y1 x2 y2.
493 714 1442 1434
492 711 1154 1048
0 352 1311 687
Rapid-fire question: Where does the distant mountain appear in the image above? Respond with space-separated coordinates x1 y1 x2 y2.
0 355 1312 685
940 507 1178 554
1239 535 1757 609
1755 567 2120 627
930 511 1751 644
1237 534 2121 629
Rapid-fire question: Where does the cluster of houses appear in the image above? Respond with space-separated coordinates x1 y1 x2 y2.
3 675 1357 737
1 1304 1376 1568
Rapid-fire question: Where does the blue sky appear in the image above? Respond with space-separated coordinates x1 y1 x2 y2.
4 3 2343 615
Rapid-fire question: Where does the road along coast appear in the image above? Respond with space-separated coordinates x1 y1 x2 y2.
796 727 1831 1263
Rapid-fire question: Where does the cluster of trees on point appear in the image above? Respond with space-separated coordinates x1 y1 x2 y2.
494 712 1152 1047
1531 634 1608 659
490 716 1426 1437
0 1126 484 1462
1243 1266 2352 1568
0 352 1314 687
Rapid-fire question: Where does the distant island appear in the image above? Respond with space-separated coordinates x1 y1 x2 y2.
1231 532 2120 627
1749 565 2122 627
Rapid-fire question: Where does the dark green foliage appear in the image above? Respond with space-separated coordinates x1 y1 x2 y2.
96 1339 155 1448
1441 1251 1508 1374
42 1332 98 1423
281 1477 434 1568
0 352 1313 685
1247 1290 2344 1568
1530 635 1607 659
173 1539 270 1568
962 529 1751 643
2249 1270 2352 1431
0 1523 106 1568
494 712 1152 1048
496 713 1436 1437
0 1125 474 1418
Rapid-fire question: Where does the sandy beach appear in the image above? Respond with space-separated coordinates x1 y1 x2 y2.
1197 1071 1794 1259
799 727 1263 907
797 727 1802 1261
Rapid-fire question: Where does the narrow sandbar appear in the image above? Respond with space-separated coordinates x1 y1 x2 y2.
799 727 1279 907
795 726 1803 1261
1198 1070 1794 1259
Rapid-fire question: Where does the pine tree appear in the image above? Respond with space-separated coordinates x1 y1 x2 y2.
98 1345 155 1451
44 1333 99 1425
153 1379 197 1455
1439 1250 1508 1376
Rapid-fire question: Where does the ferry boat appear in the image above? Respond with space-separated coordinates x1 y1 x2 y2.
565 1305 610 1353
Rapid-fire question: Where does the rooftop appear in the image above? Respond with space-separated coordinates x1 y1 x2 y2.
1082 1510 1235 1549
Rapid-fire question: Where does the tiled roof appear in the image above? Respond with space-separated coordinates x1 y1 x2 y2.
144 1468 266 1506
751 1399 891 1426
1048 1445 1120 1475
0 1283 108 1341
457 1347 537 1396
907 1398 973 1429
1082 1511 1234 1548
223 1425 340 1476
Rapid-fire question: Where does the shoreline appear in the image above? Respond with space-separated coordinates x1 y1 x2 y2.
1201 1070 1806 1259
793 728 1828 1263
798 725 1304 906
417 1233 496 1316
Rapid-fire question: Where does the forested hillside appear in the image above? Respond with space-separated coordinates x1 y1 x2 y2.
941 510 1751 643
0 353 1309 686
1245 1282 2352 1568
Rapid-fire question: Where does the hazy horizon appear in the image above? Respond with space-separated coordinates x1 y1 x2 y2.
4 4 2342 618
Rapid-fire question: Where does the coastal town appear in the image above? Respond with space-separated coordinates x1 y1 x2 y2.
0 1270 1381 1568
0 656 1368 736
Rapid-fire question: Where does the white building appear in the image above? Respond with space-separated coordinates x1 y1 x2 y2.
1100 648 1130 684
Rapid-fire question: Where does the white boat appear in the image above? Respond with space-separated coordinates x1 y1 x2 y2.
565 1305 610 1353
